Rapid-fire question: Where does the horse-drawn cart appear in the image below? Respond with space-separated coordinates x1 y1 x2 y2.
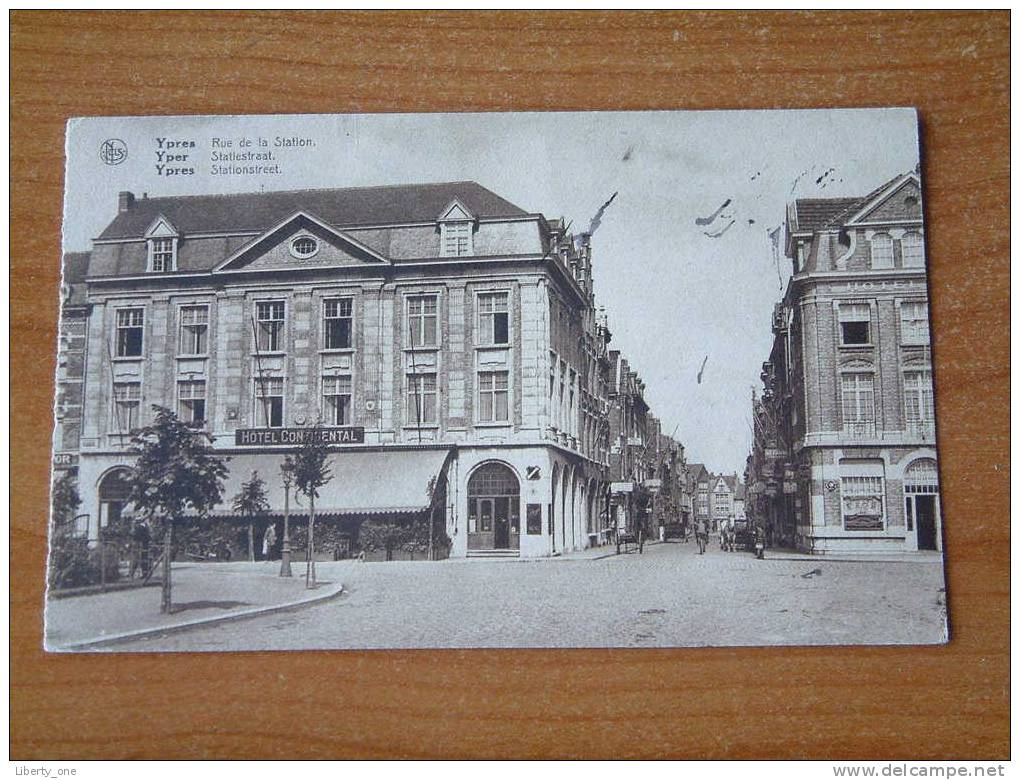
616 528 645 555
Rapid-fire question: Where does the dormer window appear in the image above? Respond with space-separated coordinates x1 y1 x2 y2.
441 221 472 257
438 200 476 258
145 216 179 272
869 232 894 269
902 231 925 268
149 237 176 272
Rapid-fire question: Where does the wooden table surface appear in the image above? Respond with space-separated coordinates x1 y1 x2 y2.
10 11 1010 759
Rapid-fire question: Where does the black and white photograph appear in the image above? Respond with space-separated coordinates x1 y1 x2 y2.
47 109 948 652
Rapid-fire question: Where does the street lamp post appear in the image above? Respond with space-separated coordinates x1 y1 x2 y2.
279 457 294 578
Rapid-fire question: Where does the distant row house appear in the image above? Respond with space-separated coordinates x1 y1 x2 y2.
688 463 712 530
710 474 738 528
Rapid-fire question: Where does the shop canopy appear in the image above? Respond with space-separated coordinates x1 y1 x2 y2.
159 447 455 521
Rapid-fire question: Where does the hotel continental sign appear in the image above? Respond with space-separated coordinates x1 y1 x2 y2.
58 182 620 559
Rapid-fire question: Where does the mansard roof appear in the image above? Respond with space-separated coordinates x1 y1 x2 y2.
61 251 91 307
98 181 530 240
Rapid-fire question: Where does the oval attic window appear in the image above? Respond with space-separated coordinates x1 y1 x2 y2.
290 236 318 258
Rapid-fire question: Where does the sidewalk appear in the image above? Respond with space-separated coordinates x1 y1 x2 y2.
45 560 347 651
554 543 624 561
764 548 944 564
546 539 670 561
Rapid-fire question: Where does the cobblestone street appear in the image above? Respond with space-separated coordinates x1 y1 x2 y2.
110 540 947 652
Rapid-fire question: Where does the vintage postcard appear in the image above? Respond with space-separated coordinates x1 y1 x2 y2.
46 109 948 652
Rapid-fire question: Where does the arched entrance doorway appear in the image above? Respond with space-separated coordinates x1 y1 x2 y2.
905 458 940 551
98 467 133 536
467 462 521 551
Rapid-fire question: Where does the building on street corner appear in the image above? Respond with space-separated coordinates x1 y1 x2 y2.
746 170 942 554
57 181 690 560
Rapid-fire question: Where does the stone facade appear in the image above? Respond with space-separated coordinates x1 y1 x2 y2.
64 182 632 558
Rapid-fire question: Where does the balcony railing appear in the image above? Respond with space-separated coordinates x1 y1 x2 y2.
842 421 878 439
906 420 936 440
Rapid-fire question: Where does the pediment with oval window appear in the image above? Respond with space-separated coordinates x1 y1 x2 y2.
214 211 389 273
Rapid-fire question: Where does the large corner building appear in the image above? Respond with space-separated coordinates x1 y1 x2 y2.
748 171 941 554
58 181 621 558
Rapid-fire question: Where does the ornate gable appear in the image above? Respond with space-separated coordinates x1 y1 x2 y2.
847 175 923 226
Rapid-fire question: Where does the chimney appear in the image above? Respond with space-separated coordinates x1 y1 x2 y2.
118 191 135 213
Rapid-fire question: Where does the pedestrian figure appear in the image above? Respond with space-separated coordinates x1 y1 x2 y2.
754 522 766 560
696 516 710 555
130 518 151 579
262 522 277 562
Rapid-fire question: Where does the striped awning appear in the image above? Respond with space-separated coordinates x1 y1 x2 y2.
149 447 455 521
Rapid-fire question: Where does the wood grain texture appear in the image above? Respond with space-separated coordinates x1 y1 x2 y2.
10 10 1009 759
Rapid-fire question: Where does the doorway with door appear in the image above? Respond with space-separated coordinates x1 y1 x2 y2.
904 458 940 551
466 462 521 551
98 467 133 537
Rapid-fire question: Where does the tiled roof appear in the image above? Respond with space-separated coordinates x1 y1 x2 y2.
792 172 913 233
688 463 708 482
819 174 908 229
63 251 90 283
791 198 860 233
98 181 530 240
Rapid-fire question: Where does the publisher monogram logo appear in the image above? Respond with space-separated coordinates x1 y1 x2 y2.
99 138 127 166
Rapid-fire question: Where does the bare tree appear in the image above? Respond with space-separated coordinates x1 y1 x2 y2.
292 425 332 588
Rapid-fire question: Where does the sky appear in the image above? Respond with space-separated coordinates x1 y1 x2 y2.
63 109 921 474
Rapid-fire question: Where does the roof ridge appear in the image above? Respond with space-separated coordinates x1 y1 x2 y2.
95 179 532 244
132 180 484 203
798 172 915 230
821 172 913 228
795 196 861 204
